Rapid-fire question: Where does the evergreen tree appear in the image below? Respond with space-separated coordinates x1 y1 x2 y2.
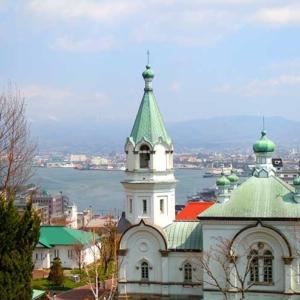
0 197 40 300
47 257 64 285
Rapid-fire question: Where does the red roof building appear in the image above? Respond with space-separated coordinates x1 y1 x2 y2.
175 202 215 221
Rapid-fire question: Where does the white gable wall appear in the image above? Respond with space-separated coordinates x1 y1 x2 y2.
33 244 100 269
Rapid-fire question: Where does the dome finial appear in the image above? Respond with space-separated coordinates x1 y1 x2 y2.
142 52 155 86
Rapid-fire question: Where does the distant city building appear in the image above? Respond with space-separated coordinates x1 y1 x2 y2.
70 154 87 162
32 191 69 217
90 156 108 166
77 206 93 229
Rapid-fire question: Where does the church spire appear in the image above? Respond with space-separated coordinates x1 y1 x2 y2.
122 59 177 228
128 63 172 148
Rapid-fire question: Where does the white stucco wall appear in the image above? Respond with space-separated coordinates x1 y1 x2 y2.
33 244 100 269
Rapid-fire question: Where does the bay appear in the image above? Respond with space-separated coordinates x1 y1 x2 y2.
31 168 217 216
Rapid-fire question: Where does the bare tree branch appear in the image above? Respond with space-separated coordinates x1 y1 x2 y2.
0 82 37 199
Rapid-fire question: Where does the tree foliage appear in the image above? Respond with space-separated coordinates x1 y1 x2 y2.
0 197 40 300
47 257 64 285
0 83 40 299
96 214 118 275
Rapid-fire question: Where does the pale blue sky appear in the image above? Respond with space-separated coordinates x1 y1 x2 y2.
1 0 300 124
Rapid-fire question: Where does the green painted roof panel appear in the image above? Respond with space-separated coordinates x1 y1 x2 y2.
199 176 298 219
40 226 98 246
129 91 172 147
164 221 202 250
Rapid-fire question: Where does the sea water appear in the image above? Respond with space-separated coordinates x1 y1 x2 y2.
31 168 216 215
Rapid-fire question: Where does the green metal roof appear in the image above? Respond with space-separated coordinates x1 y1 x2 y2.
253 130 275 153
294 173 300 186
216 173 230 186
199 176 299 219
164 221 202 250
228 170 239 183
128 66 172 148
38 236 52 248
40 226 99 246
142 64 155 79
32 289 45 300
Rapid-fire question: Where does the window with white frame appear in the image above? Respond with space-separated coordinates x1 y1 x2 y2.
160 199 164 213
142 199 147 214
248 243 273 284
263 250 273 282
141 262 149 280
184 263 192 282
54 249 60 258
68 250 73 258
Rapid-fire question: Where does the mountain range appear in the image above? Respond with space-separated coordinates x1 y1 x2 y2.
30 116 300 154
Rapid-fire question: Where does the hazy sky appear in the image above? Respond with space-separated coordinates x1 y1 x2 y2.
1 0 300 124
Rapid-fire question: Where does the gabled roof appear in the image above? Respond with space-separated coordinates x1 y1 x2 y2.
129 91 172 148
199 176 299 219
39 226 98 246
176 202 215 221
164 221 202 251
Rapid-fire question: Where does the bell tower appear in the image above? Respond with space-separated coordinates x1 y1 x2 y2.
121 63 178 228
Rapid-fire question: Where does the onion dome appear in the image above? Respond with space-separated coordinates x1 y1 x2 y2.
293 173 300 186
228 170 239 183
253 130 275 153
142 64 155 80
216 173 230 186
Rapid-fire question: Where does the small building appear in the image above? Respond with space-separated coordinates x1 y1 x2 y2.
33 226 100 270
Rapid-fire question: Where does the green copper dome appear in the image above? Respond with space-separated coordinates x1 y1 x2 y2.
216 173 230 186
142 64 155 79
253 130 275 153
228 170 239 183
293 173 300 186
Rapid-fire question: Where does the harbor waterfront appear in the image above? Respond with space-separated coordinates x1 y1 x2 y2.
31 167 217 215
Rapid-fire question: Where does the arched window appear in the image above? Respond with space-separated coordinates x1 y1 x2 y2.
184 263 192 282
141 262 149 280
139 145 150 168
263 250 273 283
248 244 274 284
249 249 259 282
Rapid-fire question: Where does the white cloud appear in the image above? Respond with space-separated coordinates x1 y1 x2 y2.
22 84 110 121
238 74 300 96
214 84 232 93
52 36 120 53
170 81 181 92
8 0 300 52
265 57 300 69
27 0 142 23
251 5 300 25
23 85 71 100
46 115 60 122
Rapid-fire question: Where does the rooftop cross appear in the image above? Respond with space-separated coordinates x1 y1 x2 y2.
147 50 150 64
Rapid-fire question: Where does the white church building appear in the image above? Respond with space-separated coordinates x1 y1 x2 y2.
117 63 300 300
